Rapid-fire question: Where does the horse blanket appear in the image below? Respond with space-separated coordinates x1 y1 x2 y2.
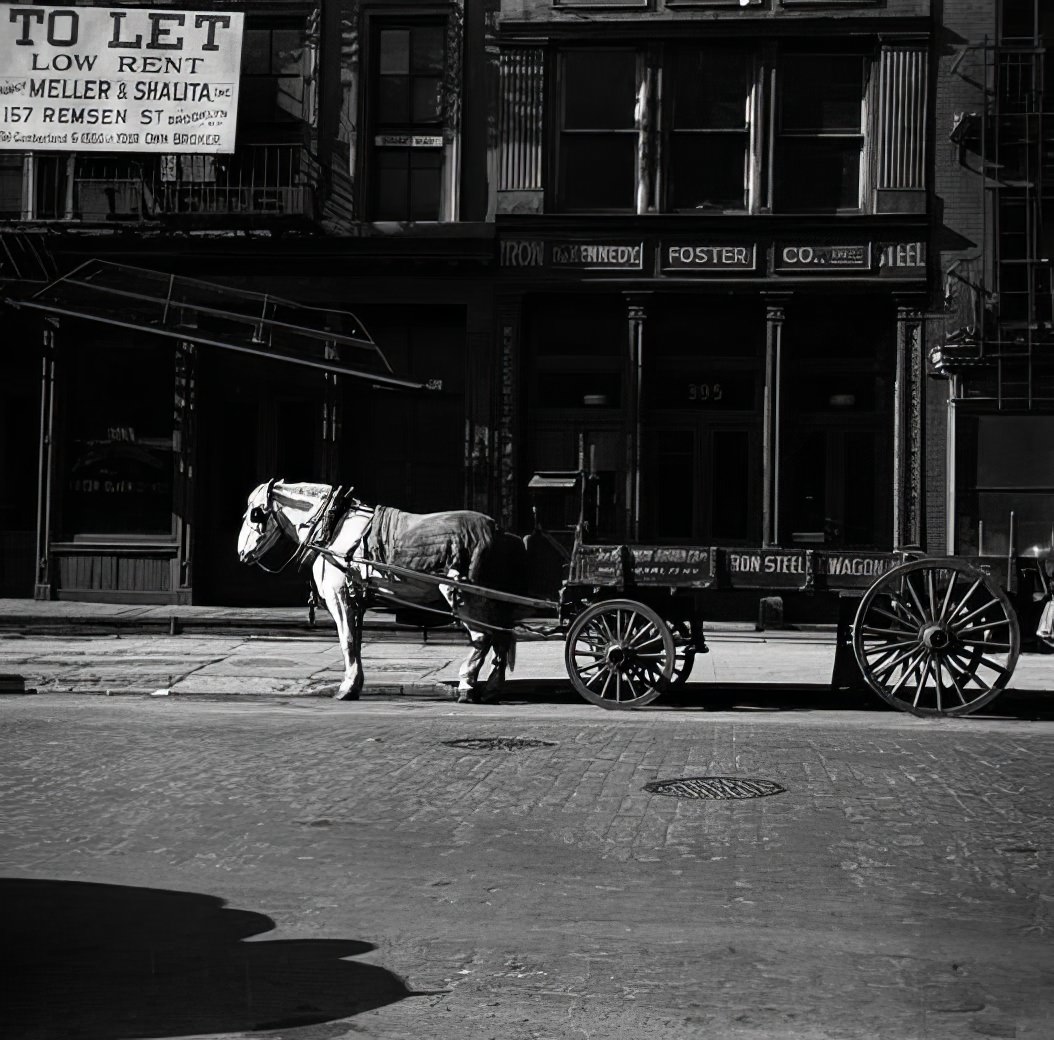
364 506 527 619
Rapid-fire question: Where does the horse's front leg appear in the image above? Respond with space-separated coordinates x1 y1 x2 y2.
321 578 364 700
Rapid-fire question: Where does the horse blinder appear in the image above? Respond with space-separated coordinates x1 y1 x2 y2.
249 506 269 526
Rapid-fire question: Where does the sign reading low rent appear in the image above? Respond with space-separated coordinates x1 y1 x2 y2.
0 6 243 152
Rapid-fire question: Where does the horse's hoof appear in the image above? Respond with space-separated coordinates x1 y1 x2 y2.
334 688 360 701
456 689 480 704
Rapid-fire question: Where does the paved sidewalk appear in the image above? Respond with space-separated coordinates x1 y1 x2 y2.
1 596 1051 704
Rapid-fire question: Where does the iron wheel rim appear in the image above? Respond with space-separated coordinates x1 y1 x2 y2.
853 558 1019 716
565 599 675 709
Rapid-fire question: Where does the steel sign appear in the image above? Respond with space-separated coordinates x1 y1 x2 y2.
0 6 244 152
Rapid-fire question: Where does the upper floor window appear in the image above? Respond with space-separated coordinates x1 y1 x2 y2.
776 53 866 212
240 19 317 134
369 22 447 221
556 49 639 212
667 47 752 211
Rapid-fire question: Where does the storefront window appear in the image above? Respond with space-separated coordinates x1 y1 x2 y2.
556 49 639 211
776 53 865 212
668 48 751 211
957 415 1054 555
65 342 174 538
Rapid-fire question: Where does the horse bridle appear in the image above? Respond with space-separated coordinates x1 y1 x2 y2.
247 478 305 574
248 481 370 575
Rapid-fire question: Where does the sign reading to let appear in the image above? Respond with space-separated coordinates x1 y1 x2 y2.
0 5 243 152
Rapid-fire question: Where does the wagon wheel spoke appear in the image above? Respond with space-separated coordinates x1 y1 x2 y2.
940 573 965 623
912 654 935 710
951 596 1004 631
904 575 931 624
944 650 997 698
575 659 607 677
946 576 985 623
862 637 920 656
955 619 1011 637
958 638 1013 652
941 658 970 706
886 649 928 699
871 643 925 680
932 653 947 713
872 602 923 631
862 624 923 640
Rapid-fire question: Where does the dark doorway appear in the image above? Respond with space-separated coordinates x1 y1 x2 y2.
194 349 323 605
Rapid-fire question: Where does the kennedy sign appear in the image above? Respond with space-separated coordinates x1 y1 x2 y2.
0 6 243 152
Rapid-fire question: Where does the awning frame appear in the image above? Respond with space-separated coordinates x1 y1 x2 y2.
7 259 431 392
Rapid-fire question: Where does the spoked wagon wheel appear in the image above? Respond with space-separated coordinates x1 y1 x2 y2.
565 599 676 709
853 559 1020 717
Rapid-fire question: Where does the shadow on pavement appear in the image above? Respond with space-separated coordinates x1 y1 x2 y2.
484 679 1054 720
0 878 424 1039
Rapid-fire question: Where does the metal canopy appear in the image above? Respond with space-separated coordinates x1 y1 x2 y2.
8 259 429 391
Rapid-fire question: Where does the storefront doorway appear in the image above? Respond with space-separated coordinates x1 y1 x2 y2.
641 295 764 544
644 421 761 543
195 351 324 606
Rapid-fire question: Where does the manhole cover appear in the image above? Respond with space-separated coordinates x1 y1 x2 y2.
644 777 785 800
443 736 556 752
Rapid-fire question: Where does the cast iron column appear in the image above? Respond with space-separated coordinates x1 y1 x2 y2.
762 297 789 547
34 321 56 600
894 301 925 549
174 341 197 601
625 294 649 541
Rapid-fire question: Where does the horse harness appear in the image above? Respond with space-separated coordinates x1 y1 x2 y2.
253 483 374 575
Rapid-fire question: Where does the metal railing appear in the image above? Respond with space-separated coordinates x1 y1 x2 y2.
33 144 315 222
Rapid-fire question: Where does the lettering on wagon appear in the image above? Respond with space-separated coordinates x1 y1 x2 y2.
728 552 807 575
823 556 892 578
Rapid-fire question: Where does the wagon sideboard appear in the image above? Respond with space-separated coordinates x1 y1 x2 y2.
567 545 1038 596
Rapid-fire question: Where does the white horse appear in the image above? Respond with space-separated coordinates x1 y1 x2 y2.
236 480 526 702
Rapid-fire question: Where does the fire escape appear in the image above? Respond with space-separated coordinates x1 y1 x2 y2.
935 37 1054 407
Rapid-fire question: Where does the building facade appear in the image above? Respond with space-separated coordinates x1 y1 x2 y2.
494 0 932 562
0 0 499 604
2 0 1041 606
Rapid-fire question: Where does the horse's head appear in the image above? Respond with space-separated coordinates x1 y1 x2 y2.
237 478 283 564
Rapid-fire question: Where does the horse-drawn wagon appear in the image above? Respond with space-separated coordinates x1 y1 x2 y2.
559 541 1051 717
238 478 1052 717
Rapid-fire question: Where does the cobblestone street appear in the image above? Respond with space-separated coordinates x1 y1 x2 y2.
3 694 1053 1040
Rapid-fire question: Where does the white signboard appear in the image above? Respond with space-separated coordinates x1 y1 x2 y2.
0 6 243 152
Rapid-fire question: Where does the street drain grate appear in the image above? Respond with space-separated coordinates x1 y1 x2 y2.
644 777 785 800
443 736 557 752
